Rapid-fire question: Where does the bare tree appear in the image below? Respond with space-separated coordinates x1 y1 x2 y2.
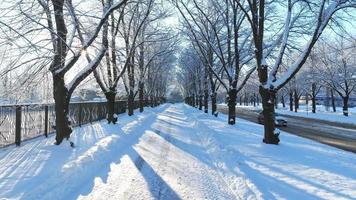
235 0 355 144
175 0 256 124
318 36 356 116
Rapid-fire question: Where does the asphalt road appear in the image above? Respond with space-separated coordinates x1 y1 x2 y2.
217 105 356 153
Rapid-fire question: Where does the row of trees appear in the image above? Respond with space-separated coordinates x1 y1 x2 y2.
0 0 177 144
177 0 355 144
240 36 356 116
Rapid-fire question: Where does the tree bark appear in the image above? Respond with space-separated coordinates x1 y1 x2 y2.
331 89 336 112
289 92 293 111
52 0 71 145
281 95 285 108
204 90 208 113
294 89 298 113
253 93 256 107
192 94 196 107
127 55 135 116
198 95 203 110
312 96 316 113
53 75 72 145
128 90 134 116
260 87 279 144
227 89 237 125
105 91 117 124
342 96 349 116
195 94 199 108
211 93 217 116
139 82 144 113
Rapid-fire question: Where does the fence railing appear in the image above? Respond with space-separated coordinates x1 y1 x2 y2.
0 100 150 148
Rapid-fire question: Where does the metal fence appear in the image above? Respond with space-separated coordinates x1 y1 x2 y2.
0 100 149 148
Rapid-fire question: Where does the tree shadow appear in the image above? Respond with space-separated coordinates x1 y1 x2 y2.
126 147 181 200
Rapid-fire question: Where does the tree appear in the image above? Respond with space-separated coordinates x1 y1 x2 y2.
175 0 256 124
2 0 129 144
318 37 356 116
235 0 355 144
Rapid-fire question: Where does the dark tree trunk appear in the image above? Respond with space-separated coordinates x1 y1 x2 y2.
204 91 208 113
275 95 278 109
53 75 72 145
139 82 144 113
312 96 316 113
239 96 242 105
253 93 256 107
281 95 285 108
196 94 199 108
244 93 248 106
294 90 298 113
331 89 336 112
105 91 117 124
342 96 349 116
199 95 203 110
128 91 134 116
289 92 293 111
192 94 196 107
127 55 135 116
227 89 237 125
211 93 217 117
257 95 260 106
52 0 72 145
260 87 279 144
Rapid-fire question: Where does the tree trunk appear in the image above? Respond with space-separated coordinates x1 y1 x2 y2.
198 95 203 110
53 75 72 145
331 89 336 112
239 96 242 105
196 94 199 108
52 0 71 145
294 90 298 113
312 96 316 113
244 93 248 106
227 89 237 125
253 93 256 107
127 56 135 116
289 92 293 111
211 93 217 117
139 82 144 113
275 94 278 109
105 91 117 124
260 87 279 144
204 90 208 113
342 96 349 116
281 95 285 108
128 90 134 116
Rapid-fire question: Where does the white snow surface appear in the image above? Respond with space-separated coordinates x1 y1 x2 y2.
0 104 355 200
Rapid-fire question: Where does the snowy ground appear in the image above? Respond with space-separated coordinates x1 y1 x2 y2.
0 104 356 200
231 104 356 126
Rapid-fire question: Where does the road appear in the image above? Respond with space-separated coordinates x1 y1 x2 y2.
217 105 356 153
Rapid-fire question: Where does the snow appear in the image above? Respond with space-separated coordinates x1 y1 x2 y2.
276 105 356 126
1 103 356 200
230 104 356 126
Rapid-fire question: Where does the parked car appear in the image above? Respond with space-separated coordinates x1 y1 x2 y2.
257 111 287 127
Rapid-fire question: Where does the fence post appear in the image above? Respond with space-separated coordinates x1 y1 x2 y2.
15 106 22 146
44 105 48 137
79 103 82 127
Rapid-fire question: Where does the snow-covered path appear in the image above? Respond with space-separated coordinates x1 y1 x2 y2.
79 105 239 200
1 104 356 200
